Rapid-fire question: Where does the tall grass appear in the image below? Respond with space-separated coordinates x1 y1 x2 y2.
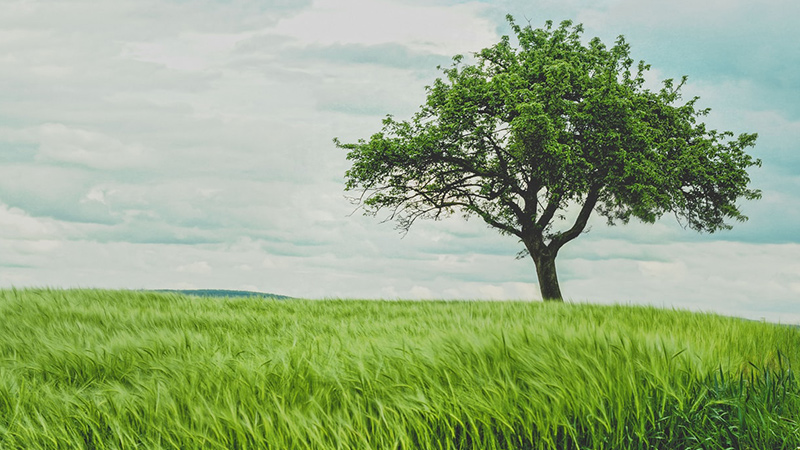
0 288 798 449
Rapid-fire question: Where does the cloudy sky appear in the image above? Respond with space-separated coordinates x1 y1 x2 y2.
1 0 798 323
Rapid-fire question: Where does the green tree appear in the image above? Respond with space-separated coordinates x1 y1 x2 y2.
335 17 760 301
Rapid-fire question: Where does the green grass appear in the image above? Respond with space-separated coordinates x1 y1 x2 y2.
0 289 798 449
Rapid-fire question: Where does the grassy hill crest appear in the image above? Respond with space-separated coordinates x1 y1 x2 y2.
0 289 797 449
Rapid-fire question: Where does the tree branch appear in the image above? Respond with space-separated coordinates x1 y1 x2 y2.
536 190 562 231
548 187 600 251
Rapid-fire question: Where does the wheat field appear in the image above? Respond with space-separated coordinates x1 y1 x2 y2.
1 289 798 449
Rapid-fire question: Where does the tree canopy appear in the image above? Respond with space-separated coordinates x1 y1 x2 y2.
335 17 761 301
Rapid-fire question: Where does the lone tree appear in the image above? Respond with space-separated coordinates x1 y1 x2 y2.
335 17 760 301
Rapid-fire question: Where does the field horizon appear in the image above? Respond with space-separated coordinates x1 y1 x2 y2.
137 287 800 328
1 288 798 449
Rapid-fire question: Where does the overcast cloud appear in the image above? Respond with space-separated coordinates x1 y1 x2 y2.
1 0 798 324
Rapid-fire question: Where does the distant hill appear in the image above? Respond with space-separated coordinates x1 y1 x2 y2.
153 289 291 300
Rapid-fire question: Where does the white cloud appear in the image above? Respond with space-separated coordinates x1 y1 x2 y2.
576 0 796 32
273 0 497 55
380 286 399 298
15 239 62 254
508 282 540 299
3 123 157 170
176 261 213 274
409 285 433 298
121 31 262 71
81 186 116 205
637 260 688 280
0 202 57 238
477 284 506 299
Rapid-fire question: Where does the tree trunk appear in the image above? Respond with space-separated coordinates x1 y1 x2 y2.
532 252 563 302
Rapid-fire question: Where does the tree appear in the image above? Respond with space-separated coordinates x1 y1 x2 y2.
335 17 761 302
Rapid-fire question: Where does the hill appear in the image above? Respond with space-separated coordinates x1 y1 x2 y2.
0 289 797 449
152 288 291 299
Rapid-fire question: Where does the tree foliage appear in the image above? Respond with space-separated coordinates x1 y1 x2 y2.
336 17 760 301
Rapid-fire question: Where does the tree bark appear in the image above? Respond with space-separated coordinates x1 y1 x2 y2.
533 251 563 302
526 187 598 302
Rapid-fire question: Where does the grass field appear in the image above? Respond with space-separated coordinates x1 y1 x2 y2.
0 289 798 449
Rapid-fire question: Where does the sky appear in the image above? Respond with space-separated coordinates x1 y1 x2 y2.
1 0 798 324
